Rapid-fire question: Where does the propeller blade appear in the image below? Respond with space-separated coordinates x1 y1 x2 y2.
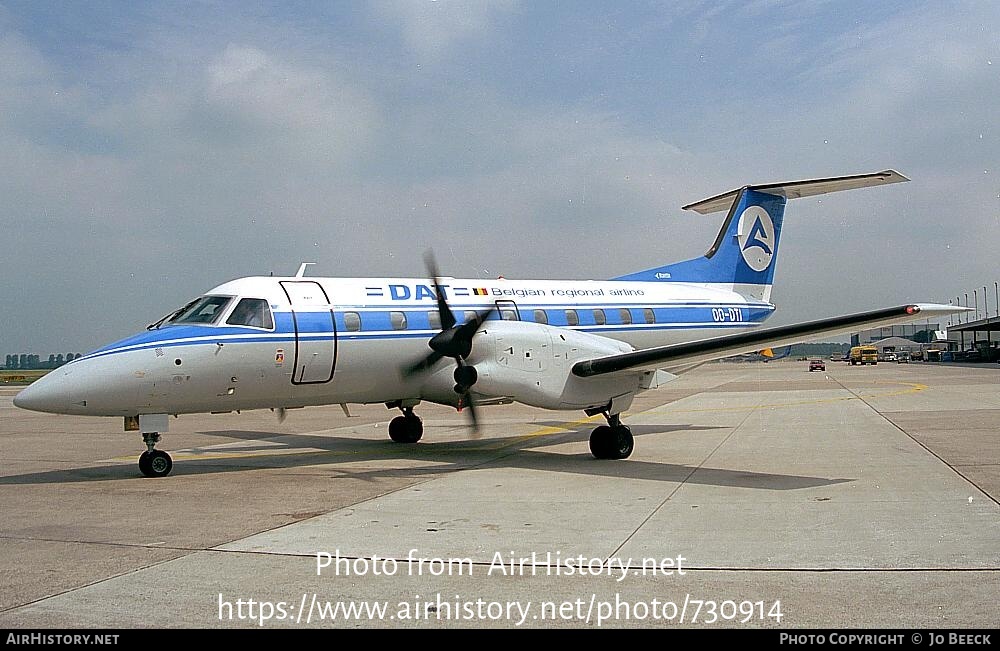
403 350 446 378
424 251 456 330
459 391 482 439
275 407 287 424
399 255 494 437
455 306 497 343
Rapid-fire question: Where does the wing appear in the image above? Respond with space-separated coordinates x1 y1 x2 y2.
572 303 965 377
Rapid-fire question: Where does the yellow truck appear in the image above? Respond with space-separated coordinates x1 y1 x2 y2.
849 345 878 365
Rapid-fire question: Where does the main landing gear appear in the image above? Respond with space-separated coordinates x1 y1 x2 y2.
388 406 423 444
589 412 634 460
138 432 173 478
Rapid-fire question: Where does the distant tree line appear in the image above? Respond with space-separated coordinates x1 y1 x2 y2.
4 353 82 370
787 343 852 356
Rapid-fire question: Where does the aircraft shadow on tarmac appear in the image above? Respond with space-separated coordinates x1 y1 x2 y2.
0 421 851 491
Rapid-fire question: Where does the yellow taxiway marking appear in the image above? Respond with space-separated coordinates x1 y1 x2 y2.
104 420 598 463
107 383 926 464
107 447 347 463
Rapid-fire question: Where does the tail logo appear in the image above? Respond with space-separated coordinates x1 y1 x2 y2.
737 206 775 272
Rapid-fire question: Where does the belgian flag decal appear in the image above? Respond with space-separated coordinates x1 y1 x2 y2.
472 288 489 296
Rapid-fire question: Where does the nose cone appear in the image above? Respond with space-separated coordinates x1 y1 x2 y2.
13 372 79 414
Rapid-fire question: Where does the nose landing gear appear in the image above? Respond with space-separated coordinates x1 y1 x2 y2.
138 432 173 477
388 406 424 443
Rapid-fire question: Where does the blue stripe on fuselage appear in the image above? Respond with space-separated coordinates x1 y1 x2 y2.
79 303 773 362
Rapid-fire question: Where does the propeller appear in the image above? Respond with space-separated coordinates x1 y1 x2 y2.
403 252 496 434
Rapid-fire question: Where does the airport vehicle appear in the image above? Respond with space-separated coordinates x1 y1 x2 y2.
896 351 910 363
14 170 965 477
808 359 826 372
850 345 879 365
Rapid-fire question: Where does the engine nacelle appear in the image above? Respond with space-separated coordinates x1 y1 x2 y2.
461 320 642 411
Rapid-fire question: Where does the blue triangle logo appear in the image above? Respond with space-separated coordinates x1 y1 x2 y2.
743 217 772 255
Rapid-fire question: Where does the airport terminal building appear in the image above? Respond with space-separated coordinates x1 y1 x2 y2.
853 319 1000 362
852 323 942 347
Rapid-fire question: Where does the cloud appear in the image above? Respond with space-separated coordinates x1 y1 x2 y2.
89 43 376 170
2 3 998 352
372 0 519 59
0 33 382 350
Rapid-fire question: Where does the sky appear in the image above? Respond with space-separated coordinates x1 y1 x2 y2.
1 1 998 354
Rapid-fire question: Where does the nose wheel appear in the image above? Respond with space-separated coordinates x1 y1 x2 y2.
388 407 423 443
589 413 634 460
138 432 173 477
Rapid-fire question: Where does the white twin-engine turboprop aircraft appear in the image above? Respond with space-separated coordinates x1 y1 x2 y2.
15 170 965 477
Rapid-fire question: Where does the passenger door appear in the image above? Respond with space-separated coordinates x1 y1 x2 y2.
279 281 336 384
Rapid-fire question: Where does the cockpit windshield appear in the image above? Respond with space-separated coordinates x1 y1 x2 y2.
226 298 274 329
167 296 234 325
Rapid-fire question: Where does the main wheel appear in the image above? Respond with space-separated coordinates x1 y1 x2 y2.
388 415 423 443
609 425 634 459
138 449 173 478
590 425 634 460
589 425 613 458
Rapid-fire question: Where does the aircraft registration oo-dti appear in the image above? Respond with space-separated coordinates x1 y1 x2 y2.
15 170 966 477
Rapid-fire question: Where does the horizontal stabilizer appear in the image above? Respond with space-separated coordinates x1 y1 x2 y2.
684 170 909 215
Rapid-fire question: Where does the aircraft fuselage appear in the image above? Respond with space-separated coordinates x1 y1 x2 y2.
18 275 773 417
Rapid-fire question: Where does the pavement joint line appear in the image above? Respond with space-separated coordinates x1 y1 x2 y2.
203 419 591 553
7 534 989 575
0 547 196 615
15 540 988 574
189 549 1000 573
3 529 994 618
828 376 1000 509
198 407 658 558
0 534 214 554
606 392 761 563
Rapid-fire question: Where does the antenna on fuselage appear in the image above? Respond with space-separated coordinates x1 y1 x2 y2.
295 262 316 278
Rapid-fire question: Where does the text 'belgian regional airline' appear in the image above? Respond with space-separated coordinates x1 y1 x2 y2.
14 170 965 477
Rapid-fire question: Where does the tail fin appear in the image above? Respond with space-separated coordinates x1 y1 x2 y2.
758 345 792 360
614 170 908 302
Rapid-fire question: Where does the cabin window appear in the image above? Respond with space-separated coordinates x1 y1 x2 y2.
501 309 518 321
390 311 408 330
619 308 632 325
533 309 548 324
343 312 362 332
428 311 441 330
593 309 606 326
565 310 579 326
643 308 656 324
170 296 233 325
226 298 274 329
